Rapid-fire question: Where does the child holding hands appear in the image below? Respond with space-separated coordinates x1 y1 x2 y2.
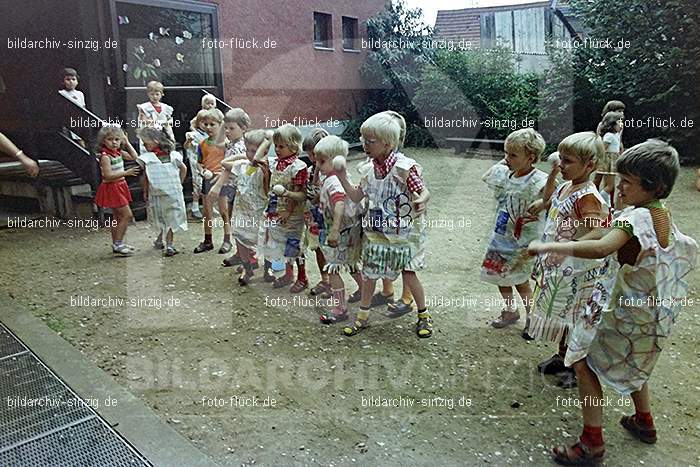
528 140 697 465
94 126 139 256
528 132 611 387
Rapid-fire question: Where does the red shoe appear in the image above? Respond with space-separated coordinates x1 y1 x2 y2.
620 415 657 444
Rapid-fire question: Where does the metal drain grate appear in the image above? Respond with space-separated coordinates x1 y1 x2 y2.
0 324 150 466
0 352 95 449
0 417 147 467
0 325 27 360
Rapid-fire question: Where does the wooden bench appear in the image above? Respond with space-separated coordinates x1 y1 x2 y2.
445 137 505 154
0 160 93 218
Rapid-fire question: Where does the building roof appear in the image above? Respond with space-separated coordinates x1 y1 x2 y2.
434 2 550 42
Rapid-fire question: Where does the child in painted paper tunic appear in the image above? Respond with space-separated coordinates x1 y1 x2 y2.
528 139 697 465
302 128 331 298
210 108 252 257
312 136 363 324
481 128 548 338
137 127 187 257
230 130 271 285
529 132 611 387
336 112 432 338
259 124 309 292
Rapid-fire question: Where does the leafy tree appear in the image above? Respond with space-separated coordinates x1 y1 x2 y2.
568 0 700 160
342 0 436 146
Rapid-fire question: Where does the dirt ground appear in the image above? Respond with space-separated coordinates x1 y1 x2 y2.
2 149 699 466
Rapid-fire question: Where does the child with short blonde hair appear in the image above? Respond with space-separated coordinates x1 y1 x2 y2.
529 139 697 464
94 126 140 255
312 135 363 324
336 112 432 338
209 108 252 256
302 128 331 297
137 81 175 152
185 109 211 219
528 132 611 387
481 128 548 339
259 124 309 291
201 93 217 110
193 108 227 253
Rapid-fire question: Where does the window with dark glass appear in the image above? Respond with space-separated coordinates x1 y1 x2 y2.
314 12 333 48
342 16 359 51
116 2 217 87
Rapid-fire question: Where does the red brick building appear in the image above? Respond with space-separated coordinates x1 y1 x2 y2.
0 0 385 162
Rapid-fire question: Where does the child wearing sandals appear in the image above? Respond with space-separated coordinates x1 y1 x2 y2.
528 132 611 388
94 126 140 256
193 108 227 254
481 128 548 339
312 136 363 324
229 130 272 285
302 128 332 298
528 139 697 465
335 112 432 338
376 111 422 317
210 108 252 257
136 127 188 257
259 124 309 292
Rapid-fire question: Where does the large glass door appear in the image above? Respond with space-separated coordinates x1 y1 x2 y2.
107 0 222 144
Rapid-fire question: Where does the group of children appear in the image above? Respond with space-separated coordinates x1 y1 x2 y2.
92 81 433 338
88 77 697 463
479 101 697 464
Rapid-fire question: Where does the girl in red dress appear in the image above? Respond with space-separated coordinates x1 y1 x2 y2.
94 126 140 255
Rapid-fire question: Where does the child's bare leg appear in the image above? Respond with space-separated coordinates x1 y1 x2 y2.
360 277 376 310
515 282 534 336
401 271 425 310
113 205 132 242
329 273 346 313
631 382 651 414
165 228 173 244
568 360 605 453
218 195 231 236
202 196 213 236
315 249 329 284
491 285 519 328
381 278 394 297
236 241 249 263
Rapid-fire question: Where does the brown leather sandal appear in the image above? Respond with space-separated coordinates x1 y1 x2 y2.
552 441 605 465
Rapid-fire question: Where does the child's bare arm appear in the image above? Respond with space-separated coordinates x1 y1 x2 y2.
335 167 364 203
100 155 139 181
221 154 247 170
121 136 138 161
179 161 187 183
529 228 629 259
327 200 345 247
213 124 227 147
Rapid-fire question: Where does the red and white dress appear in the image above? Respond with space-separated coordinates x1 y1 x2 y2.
95 148 132 208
